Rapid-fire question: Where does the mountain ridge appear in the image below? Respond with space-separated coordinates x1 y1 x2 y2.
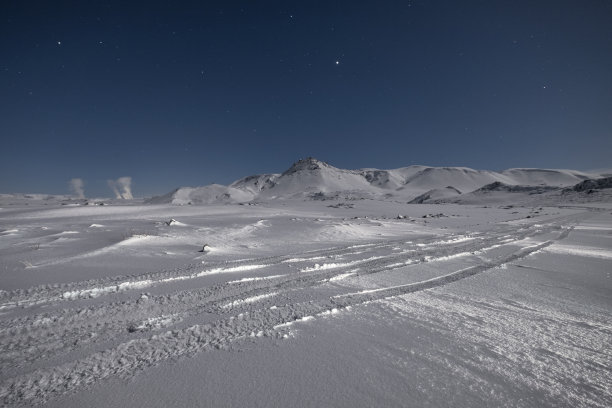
148 158 605 205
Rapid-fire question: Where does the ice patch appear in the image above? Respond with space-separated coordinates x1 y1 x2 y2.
384 261 415 268
131 314 180 332
62 286 118 300
300 262 350 272
329 272 357 282
495 263 508 269
273 315 315 329
196 264 268 276
118 235 156 246
60 264 270 301
347 243 378 249
282 256 327 263
117 280 155 291
165 219 188 226
544 244 612 260
228 274 287 284
299 256 384 272
444 235 475 244
418 235 475 247
317 308 341 316
61 279 158 300
221 292 278 309
574 225 612 231
424 251 474 262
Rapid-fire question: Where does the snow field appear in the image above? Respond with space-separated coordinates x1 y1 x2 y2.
0 199 610 407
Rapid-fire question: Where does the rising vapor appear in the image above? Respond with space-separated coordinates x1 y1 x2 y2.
69 178 85 199
108 177 133 199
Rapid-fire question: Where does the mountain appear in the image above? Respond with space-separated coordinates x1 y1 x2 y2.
146 184 255 205
147 158 605 205
419 177 612 205
257 158 377 199
397 167 507 196
499 168 593 186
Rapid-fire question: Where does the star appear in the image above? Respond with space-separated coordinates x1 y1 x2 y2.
335 60 340 65
57 41 62 45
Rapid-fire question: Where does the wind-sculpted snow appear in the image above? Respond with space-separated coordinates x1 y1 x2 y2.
1 211 599 406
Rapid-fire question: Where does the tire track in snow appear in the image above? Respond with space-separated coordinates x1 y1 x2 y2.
0 221 574 372
0 224 577 406
331 239 560 307
0 217 560 310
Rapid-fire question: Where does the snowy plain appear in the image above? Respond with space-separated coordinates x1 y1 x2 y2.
1 162 611 407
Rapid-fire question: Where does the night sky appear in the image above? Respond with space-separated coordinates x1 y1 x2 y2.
2 1 611 197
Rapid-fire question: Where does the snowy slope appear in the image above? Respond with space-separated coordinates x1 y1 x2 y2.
397 167 506 196
501 168 594 186
147 185 255 205
229 174 279 194
358 165 429 190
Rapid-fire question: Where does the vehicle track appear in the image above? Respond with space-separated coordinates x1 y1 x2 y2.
0 214 584 405
0 219 568 371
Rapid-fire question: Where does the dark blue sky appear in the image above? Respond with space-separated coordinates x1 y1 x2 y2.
2 1 611 197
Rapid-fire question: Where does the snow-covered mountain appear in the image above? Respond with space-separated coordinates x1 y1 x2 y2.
148 157 604 205
398 167 505 195
257 158 377 199
147 184 255 205
499 168 593 187
229 174 278 195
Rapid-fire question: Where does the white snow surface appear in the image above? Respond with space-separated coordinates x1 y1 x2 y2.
1 179 611 407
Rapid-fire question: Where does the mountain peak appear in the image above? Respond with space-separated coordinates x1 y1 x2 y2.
282 157 331 176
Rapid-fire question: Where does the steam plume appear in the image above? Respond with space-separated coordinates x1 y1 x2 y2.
107 180 121 198
107 177 133 199
69 178 85 199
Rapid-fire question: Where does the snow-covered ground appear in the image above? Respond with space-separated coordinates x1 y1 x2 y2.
1 194 611 407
